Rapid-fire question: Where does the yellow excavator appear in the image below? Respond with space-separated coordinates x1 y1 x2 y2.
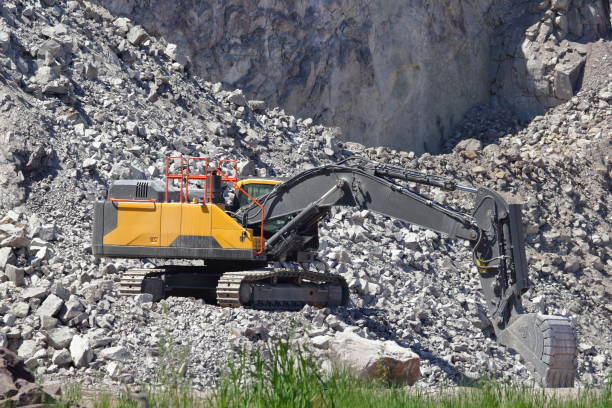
92 156 577 387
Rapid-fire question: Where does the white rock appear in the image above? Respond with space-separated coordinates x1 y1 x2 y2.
0 31 10 52
46 326 75 349
37 294 64 317
22 286 49 300
113 17 132 34
18 340 38 359
59 296 85 323
12 301 29 318
127 26 148 46
106 361 122 377
0 247 16 269
70 335 93 368
329 331 420 385
4 265 25 286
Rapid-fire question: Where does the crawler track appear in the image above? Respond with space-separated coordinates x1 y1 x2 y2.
117 268 164 296
217 269 349 310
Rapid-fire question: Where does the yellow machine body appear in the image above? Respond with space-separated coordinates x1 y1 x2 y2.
93 178 280 260
102 202 255 250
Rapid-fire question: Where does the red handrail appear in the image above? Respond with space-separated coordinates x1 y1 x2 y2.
185 157 209 202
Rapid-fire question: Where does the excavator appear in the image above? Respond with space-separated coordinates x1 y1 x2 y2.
92 156 577 387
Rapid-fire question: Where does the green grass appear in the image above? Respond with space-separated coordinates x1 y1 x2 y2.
52 340 611 408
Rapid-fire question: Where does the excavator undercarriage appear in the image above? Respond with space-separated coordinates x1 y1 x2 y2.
92 156 578 387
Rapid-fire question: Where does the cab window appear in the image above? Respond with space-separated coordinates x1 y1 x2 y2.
237 183 276 207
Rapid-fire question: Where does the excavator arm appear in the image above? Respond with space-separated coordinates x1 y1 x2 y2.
236 157 577 387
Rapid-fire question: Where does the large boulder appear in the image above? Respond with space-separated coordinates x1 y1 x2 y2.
329 331 420 385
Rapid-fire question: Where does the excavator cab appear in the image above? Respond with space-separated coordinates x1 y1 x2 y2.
231 178 280 210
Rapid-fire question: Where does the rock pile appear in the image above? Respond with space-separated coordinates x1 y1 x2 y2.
0 0 609 392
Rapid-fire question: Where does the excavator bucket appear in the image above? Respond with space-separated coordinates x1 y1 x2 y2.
472 188 578 387
498 313 577 387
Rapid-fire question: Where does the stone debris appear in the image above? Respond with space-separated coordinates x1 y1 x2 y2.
0 0 608 393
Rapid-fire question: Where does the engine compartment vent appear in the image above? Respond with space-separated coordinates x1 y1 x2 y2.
135 182 149 198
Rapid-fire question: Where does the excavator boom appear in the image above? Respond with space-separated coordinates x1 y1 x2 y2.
236 157 577 386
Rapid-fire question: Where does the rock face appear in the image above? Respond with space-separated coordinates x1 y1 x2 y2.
329 331 420 385
94 0 494 153
93 0 610 152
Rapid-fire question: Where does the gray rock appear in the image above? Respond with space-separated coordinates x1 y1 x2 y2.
0 31 10 52
70 335 93 368
133 293 153 304
227 90 248 107
0 247 16 269
311 335 332 349
37 294 64 317
38 224 56 241
3 314 16 327
113 17 132 35
49 283 70 301
59 296 85 323
84 62 99 81
52 349 72 366
0 224 28 248
22 287 49 300
551 0 570 11
42 79 72 95
455 138 482 158
37 39 64 65
248 100 266 112
82 157 98 170
5 265 25 287
12 301 29 318
329 331 420 385
40 315 59 330
127 26 149 46
164 43 189 67
554 57 586 100
99 346 131 362
46 326 75 349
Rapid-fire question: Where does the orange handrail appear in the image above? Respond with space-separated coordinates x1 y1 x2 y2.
162 156 266 255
